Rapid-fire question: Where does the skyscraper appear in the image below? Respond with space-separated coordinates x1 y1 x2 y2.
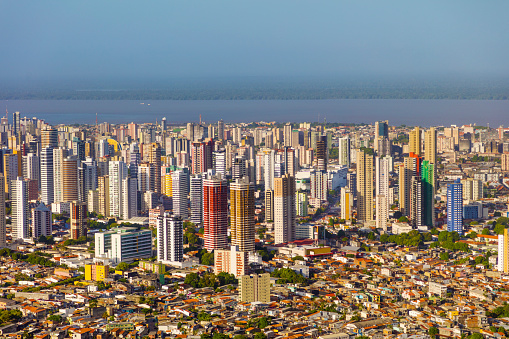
70 201 87 239
374 120 389 153
421 161 435 227
12 177 28 240
32 203 52 239
274 174 296 244
316 135 328 171
0 177 5 247
63 156 79 202
203 174 228 251
498 228 509 273
98 175 110 217
122 177 138 220
424 127 437 165
40 147 54 205
263 149 275 190
265 189 274 222
461 178 483 202
356 150 373 221
375 195 388 230
190 175 203 225
447 179 463 235
41 128 58 149
409 126 421 156
109 161 128 217
157 213 183 264
375 156 389 206
283 123 292 147
399 155 420 217
410 176 423 227
341 187 353 221
53 147 67 203
231 177 255 253
217 120 225 141
149 143 162 193
172 170 189 219
338 137 351 168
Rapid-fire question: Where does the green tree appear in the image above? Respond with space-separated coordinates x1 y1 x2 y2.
254 333 267 339
482 228 490 235
116 262 130 271
201 252 214 266
428 326 439 338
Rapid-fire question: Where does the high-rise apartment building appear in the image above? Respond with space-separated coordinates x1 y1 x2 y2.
265 189 274 222
310 170 327 202
376 195 388 230
172 170 189 219
338 137 351 168
217 120 224 141
498 229 509 273
409 127 421 156
502 153 509 172
424 127 437 164
12 177 29 240
341 187 353 221
239 273 270 303
0 177 5 247
461 178 483 201
190 175 203 225
296 191 308 217
149 143 162 194
356 150 373 221
231 177 255 253
203 175 228 251
122 177 138 220
109 161 128 217
374 120 389 153
410 176 423 227
70 201 87 239
41 129 58 149
421 161 435 227
214 246 248 277
447 179 463 235
274 174 296 244
98 175 110 217
32 203 52 238
156 213 183 264
63 156 79 202
40 147 54 205
316 135 328 171
52 147 67 203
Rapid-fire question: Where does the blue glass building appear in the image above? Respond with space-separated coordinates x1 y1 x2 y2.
447 179 463 235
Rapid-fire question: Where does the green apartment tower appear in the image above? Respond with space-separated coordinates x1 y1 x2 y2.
421 161 435 227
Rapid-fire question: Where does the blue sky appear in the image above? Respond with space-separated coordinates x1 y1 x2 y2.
1 1 508 84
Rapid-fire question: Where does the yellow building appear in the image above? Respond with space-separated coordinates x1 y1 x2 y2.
85 264 109 281
239 273 270 303
162 174 173 197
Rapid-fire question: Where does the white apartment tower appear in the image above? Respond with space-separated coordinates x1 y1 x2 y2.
157 213 184 263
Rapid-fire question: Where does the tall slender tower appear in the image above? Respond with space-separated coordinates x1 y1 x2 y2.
338 137 351 168
63 156 79 202
231 177 255 253
217 120 225 141
421 161 435 227
356 150 373 221
409 127 421 156
424 127 437 165
341 187 353 221
172 170 189 219
376 156 389 230
109 161 128 217
32 203 52 239
40 147 54 205
274 174 296 244
12 177 28 240
70 201 87 240
447 179 463 235
52 147 67 203
190 175 203 225
203 174 228 251
157 213 183 263
316 135 328 171
0 176 5 247
149 143 162 194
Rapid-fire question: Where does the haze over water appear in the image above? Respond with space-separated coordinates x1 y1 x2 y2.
5 99 509 127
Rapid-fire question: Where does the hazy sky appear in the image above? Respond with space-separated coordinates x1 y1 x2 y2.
1 1 508 84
